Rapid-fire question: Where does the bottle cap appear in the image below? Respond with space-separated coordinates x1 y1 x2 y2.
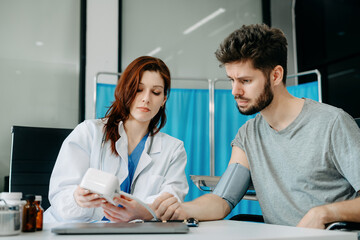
24 194 35 202
35 195 42 202
0 192 22 200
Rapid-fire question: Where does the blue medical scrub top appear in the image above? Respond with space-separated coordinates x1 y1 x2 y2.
120 133 149 193
102 133 149 221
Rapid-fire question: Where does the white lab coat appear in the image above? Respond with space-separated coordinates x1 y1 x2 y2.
44 119 189 222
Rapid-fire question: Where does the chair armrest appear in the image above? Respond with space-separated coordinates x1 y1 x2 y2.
326 221 360 231
229 214 264 223
190 175 220 191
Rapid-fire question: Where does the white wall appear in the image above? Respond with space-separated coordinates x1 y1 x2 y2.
122 0 262 82
271 0 297 86
0 0 80 191
85 0 119 120
86 0 297 120
0 0 297 191
88 0 264 111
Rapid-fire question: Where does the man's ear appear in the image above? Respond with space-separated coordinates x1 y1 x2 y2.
272 65 284 86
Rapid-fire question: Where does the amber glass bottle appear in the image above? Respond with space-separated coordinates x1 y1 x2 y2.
22 194 37 232
34 195 43 231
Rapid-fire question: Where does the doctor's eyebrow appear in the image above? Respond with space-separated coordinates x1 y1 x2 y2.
139 83 164 89
152 85 164 89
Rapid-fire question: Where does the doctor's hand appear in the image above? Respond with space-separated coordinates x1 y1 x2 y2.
74 186 106 208
151 192 188 220
101 194 153 222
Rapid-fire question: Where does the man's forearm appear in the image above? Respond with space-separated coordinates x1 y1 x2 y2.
322 196 360 224
182 194 231 221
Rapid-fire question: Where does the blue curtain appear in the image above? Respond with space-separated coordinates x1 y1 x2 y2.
213 90 260 218
96 81 319 218
287 81 319 101
96 83 116 119
162 89 210 201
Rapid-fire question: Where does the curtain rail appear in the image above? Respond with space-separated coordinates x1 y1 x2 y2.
94 69 321 177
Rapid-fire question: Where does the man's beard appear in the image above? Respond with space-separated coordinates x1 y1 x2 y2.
235 76 274 115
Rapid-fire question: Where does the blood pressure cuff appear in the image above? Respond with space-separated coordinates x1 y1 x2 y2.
212 163 250 211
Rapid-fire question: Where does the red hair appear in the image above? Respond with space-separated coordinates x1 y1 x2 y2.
104 56 171 155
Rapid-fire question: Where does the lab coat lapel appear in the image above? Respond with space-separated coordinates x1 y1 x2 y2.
132 134 161 187
115 122 129 184
102 141 121 174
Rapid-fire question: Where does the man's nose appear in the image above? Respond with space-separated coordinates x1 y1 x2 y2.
232 81 244 96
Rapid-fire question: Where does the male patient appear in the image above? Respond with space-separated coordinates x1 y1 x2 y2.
151 24 360 228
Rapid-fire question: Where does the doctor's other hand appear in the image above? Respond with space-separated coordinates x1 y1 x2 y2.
74 186 105 208
101 194 153 222
151 192 188 220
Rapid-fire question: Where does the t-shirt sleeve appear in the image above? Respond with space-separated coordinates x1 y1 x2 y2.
330 110 360 192
231 123 247 151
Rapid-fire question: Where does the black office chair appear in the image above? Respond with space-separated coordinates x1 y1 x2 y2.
9 126 72 210
355 118 360 128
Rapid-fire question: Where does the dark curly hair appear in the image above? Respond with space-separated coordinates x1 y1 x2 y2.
215 24 288 84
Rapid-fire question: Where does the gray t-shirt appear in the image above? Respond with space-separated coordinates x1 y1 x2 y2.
232 98 360 226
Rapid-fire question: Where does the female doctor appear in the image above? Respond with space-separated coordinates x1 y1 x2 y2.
45 56 189 222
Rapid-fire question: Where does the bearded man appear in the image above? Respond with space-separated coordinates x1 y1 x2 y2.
152 24 360 229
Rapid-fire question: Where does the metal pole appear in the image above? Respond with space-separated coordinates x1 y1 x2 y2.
94 72 122 119
287 69 322 102
208 79 215 176
93 70 321 178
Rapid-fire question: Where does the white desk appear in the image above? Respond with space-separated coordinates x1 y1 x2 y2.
8 220 357 240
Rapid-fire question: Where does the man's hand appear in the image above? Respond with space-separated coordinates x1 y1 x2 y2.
73 186 105 208
298 196 360 229
151 192 188 220
101 194 153 222
297 206 333 229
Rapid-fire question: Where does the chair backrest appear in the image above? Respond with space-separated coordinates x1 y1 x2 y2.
9 126 72 210
355 118 360 128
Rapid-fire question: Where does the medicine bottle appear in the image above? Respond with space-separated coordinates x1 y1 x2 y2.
34 195 43 231
0 192 26 230
0 199 21 236
22 194 37 232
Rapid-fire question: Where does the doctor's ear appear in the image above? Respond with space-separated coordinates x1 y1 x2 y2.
162 96 167 107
